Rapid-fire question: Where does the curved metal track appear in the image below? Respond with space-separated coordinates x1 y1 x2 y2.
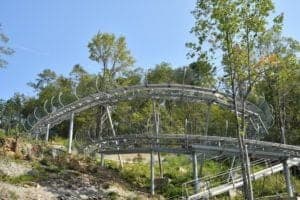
90 134 300 159
31 84 264 136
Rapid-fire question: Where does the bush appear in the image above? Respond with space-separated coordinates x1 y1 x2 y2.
107 191 119 200
161 183 182 198
120 163 149 187
0 129 5 138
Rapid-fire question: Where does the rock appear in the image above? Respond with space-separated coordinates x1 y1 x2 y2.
0 159 31 177
79 194 89 199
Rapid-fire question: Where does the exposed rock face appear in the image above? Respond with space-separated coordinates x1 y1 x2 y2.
0 159 32 177
0 181 57 200
0 138 159 200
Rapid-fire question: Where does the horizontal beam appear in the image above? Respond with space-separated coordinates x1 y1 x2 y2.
83 134 300 159
92 134 300 158
191 145 294 159
99 147 192 155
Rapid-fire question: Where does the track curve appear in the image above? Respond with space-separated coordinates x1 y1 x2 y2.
31 84 265 137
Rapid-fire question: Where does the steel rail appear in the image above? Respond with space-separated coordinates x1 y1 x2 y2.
31 84 265 136
87 134 300 159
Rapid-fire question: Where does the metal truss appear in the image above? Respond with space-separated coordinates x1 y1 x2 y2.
90 134 300 159
31 84 266 136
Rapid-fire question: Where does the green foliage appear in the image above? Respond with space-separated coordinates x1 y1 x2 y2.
253 174 286 196
28 69 57 92
120 163 150 187
147 62 175 84
52 136 68 147
107 191 119 200
88 32 135 78
0 129 5 138
0 24 14 69
0 173 37 185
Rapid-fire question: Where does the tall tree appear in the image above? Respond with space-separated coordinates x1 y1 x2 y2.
28 69 57 92
88 32 135 80
88 32 135 138
188 0 276 198
0 24 14 69
1 93 25 134
70 64 88 84
256 29 300 144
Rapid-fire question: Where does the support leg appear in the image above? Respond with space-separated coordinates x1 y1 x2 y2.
68 112 74 154
106 106 123 168
283 159 294 198
100 153 105 167
153 102 163 178
192 152 199 193
244 145 254 200
150 151 155 195
158 152 163 178
45 123 50 142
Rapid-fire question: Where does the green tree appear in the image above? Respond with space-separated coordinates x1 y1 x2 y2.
188 0 277 198
256 30 300 145
70 64 88 84
1 93 25 134
0 24 14 69
146 62 175 84
88 32 135 79
88 32 135 138
28 69 57 92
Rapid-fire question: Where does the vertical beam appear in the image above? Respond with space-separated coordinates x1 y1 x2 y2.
35 132 39 141
100 153 105 167
192 152 199 193
68 112 74 154
283 159 294 198
106 106 116 137
280 123 294 198
45 123 50 142
244 145 254 200
204 103 211 136
106 106 123 168
153 102 163 178
150 150 155 195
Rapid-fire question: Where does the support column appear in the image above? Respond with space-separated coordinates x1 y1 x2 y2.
100 153 105 167
35 133 38 141
106 106 123 168
68 112 74 154
283 159 294 198
45 123 50 142
192 152 200 193
150 150 155 195
244 145 254 200
153 102 163 178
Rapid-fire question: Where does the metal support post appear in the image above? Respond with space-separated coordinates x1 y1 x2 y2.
45 123 50 142
192 152 200 193
68 112 74 154
150 150 155 195
100 153 105 167
283 159 294 198
106 106 123 168
153 102 163 178
244 145 254 200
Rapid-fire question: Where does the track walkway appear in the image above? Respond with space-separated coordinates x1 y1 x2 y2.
187 158 300 199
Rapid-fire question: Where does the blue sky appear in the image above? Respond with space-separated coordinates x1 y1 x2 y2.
0 0 299 100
